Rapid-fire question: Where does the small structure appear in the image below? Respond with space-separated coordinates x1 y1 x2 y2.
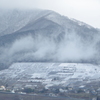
92 97 97 100
0 86 6 90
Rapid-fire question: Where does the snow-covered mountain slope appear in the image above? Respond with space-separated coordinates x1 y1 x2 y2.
0 63 100 86
0 9 99 41
0 9 53 36
0 9 100 69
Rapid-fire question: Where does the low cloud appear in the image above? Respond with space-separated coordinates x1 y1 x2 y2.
0 30 98 66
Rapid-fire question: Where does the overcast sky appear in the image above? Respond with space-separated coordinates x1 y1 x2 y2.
0 0 100 28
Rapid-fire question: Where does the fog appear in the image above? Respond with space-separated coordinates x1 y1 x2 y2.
0 30 98 66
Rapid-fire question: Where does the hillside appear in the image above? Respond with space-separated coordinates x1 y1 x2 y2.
0 9 100 69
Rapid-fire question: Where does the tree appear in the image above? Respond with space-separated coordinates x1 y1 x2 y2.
23 88 34 93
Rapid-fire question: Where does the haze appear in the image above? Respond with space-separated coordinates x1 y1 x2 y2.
0 0 100 28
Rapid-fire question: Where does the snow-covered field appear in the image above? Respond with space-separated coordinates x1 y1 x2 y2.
0 63 100 86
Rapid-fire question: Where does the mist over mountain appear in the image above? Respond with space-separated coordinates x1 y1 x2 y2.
0 9 100 69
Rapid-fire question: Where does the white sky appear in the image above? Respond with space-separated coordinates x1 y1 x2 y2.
0 0 100 28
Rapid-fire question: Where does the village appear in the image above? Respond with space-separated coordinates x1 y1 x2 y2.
0 63 100 100
0 79 100 100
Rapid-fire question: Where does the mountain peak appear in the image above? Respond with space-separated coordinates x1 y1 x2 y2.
0 9 100 69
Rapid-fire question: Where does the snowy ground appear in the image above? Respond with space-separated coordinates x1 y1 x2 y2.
0 63 100 87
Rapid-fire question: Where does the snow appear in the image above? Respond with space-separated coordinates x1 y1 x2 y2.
0 63 100 87
70 18 93 29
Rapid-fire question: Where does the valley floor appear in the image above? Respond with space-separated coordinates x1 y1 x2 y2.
0 92 93 100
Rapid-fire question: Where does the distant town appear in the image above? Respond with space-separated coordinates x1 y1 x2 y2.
0 63 100 100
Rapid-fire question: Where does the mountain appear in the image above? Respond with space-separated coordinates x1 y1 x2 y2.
0 9 100 69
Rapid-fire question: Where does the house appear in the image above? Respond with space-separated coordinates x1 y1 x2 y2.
92 97 97 100
0 86 6 90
